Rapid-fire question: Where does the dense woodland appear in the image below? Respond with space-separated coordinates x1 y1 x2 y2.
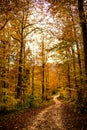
0 0 87 114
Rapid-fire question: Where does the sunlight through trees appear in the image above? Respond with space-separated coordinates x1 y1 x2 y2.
0 0 87 114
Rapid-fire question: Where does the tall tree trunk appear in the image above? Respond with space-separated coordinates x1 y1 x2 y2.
31 65 34 95
1 41 6 111
17 15 24 99
42 39 45 100
17 40 23 98
78 0 87 80
69 1 83 85
66 51 71 98
45 65 49 100
3 41 6 97
17 11 25 100
65 49 71 97
67 61 71 97
71 47 78 88
77 0 87 109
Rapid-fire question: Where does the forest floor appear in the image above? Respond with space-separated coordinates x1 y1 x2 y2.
0 95 87 130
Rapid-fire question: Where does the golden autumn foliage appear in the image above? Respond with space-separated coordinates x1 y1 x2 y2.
0 0 87 114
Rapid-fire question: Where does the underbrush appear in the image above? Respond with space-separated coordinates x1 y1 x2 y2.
0 95 53 116
57 95 87 114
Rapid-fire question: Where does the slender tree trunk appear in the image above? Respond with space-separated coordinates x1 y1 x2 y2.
46 76 48 100
45 65 49 100
67 59 71 97
71 47 78 88
17 12 25 100
66 50 71 97
1 41 7 111
32 65 34 95
42 39 45 100
42 61 45 99
17 18 24 98
2 41 6 100
17 40 23 98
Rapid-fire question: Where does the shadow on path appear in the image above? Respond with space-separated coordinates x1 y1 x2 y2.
60 102 87 130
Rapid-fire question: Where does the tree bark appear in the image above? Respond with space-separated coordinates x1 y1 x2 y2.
32 65 34 95
71 47 78 88
78 0 87 79
69 1 83 85
42 38 45 100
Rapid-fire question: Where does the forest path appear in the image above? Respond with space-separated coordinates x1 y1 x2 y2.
22 95 83 130
26 95 63 130
0 95 87 130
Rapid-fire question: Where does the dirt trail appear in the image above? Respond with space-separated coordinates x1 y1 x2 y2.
22 95 85 130
26 96 63 130
0 95 87 130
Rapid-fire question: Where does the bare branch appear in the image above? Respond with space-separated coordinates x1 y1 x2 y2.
23 23 35 29
11 35 21 42
23 27 40 39
0 19 9 30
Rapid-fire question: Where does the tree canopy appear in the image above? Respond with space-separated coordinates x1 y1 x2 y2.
0 0 87 114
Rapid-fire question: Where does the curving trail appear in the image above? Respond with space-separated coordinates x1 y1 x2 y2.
0 95 86 130
22 95 85 130
23 95 63 130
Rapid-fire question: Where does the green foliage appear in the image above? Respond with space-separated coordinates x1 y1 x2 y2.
16 95 42 109
26 95 42 108
15 94 52 110
0 88 18 112
40 100 52 107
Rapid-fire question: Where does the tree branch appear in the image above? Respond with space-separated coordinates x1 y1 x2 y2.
0 19 9 30
24 27 40 39
11 35 21 42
